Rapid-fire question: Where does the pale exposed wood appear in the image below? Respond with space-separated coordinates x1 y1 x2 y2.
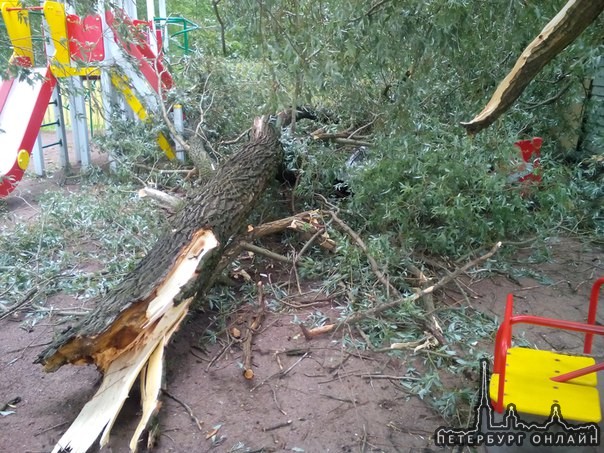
51 296 193 453
300 323 336 340
138 187 182 210
50 230 218 453
242 210 334 253
130 342 164 451
461 0 604 134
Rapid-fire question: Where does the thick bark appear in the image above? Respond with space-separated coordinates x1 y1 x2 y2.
461 0 604 134
37 116 282 372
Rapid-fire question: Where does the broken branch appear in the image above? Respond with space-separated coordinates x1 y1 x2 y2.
329 210 400 298
138 187 182 211
461 0 604 134
240 241 292 264
339 241 502 327
242 282 266 380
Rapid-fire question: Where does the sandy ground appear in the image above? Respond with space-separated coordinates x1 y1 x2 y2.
0 133 603 452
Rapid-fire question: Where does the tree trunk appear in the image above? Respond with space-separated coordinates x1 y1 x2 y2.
38 116 282 453
37 116 282 372
461 0 604 135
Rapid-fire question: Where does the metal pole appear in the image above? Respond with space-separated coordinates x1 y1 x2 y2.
146 0 157 55
67 77 91 167
122 0 138 20
158 0 168 53
32 134 45 176
52 84 70 169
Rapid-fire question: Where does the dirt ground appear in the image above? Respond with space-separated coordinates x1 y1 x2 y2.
0 134 603 453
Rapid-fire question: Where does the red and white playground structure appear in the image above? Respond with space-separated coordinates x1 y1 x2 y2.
0 0 181 197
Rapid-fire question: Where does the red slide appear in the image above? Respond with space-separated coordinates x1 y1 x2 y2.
0 67 56 197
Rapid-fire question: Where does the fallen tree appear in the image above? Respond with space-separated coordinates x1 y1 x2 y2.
461 0 604 134
37 116 283 453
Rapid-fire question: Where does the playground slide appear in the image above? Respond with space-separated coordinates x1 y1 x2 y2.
0 67 56 196
105 9 176 159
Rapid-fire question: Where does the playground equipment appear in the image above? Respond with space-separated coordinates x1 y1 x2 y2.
509 137 542 185
0 0 185 197
490 277 604 423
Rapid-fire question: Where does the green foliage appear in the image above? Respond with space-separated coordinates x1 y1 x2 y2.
1 0 601 424
0 184 166 306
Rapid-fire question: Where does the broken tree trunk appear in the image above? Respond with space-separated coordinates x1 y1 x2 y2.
37 116 282 453
461 0 604 134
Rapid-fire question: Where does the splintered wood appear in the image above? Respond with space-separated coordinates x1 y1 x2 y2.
245 210 335 252
51 229 218 453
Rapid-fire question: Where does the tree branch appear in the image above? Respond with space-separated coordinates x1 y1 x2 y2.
338 241 502 327
461 0 604 134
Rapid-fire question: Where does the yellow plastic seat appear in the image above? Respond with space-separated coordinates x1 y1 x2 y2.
489 347 601 423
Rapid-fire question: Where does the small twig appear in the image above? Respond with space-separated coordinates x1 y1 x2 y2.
358 374 408 380
524 81 572 110
347 116 378 139
355 326 376 351
133 163 193 174
190 349 209 362
7 341 52 354
240 241 292 264
271 386 287 415
0 289 38 321
280 352 308 377
334 138 372 147
294 227 325 264
30 305 90 317
329 210 400 298
34 421 69 437
205 339 232 371
279 296 335 309
263 420 292 432
290 253 303 294
320 393 357 404
337 242 502 327
251 353 309 391
405 263 445 344
163 390 203 431
220 128 251 146
242 282 266 380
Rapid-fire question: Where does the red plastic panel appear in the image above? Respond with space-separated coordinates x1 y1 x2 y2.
106 10 173 93
66 14 105 62
513 137 542 183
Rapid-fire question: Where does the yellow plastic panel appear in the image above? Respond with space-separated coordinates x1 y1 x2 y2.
156 132 175 160
1 1 34 66
111 73 175 160
489 347 601 423
111 72 148 120
43 1 70 68
51 66 100 78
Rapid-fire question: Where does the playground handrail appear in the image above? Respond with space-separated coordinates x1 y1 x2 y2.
492 279 604 413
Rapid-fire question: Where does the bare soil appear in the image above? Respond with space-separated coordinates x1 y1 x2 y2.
0 137 602 452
